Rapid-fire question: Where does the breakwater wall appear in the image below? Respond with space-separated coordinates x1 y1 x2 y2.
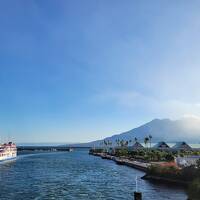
17 146 73 152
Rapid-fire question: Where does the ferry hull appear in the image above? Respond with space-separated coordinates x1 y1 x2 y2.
0 155 17 162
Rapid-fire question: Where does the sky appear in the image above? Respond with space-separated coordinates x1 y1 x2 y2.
0 0 200 143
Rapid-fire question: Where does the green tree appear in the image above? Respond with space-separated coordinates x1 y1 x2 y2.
116 139 120 147
144 137 149 148
149 135 152 148
165 153 174 162
134 137 138 143
120 139 124 147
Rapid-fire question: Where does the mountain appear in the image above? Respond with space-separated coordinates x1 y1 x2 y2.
67 117 200 147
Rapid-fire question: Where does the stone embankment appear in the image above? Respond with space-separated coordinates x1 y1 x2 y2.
90 152 149 172
141 174 188 186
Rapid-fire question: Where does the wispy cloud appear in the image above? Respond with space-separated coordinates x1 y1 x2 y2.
92 89 200 120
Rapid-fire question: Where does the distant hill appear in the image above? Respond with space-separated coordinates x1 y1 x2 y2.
66 117 200 147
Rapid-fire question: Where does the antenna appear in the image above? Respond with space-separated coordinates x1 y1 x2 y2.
135 175 138 192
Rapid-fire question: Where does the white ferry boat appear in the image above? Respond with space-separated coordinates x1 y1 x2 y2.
0 142 17 162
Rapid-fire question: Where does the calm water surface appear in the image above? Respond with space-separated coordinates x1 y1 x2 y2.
0 149 187 200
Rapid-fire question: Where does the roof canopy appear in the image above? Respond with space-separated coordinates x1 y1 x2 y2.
153 141 170 149
132 141 144 149
172 142 192 150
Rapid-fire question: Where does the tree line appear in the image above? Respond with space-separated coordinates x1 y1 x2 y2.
99 135 153 148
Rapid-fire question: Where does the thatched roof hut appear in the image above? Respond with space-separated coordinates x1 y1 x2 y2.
132 141 144 150
153 141 170 150
172 142 192 151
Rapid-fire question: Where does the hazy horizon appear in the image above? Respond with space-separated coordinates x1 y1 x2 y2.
1 1 200 143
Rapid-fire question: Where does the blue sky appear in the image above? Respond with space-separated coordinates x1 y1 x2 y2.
0 1 200 143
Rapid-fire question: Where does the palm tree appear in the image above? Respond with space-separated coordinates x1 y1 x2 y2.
149 135 152 148
134 137 138 143
118 139 120 147
103 140 107 150
115 139 118 147
120 139 124 147
144 137 149 148
117 139 120 147
100 141 104 149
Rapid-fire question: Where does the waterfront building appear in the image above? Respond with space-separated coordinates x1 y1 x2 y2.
175 155 200 167
172 142 192 151
153 141 170 150
131 142 144 150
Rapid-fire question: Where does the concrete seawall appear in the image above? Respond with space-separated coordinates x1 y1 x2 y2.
142 174 188 186
90 152 149 172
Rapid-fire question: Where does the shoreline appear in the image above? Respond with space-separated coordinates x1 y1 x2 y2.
142 174 188 186
90 152 189 187
90 152 150 172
